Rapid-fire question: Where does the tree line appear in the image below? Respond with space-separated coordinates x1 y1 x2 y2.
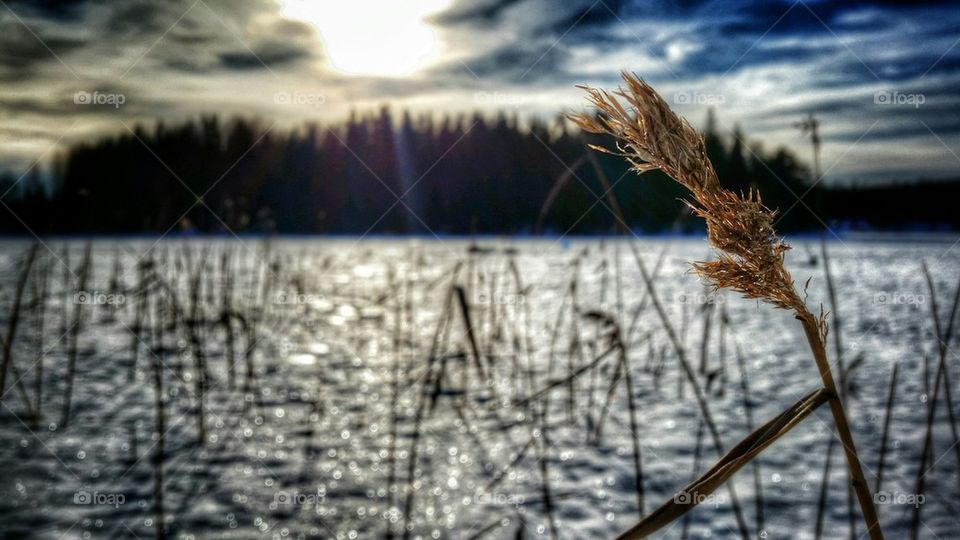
0 108 956 235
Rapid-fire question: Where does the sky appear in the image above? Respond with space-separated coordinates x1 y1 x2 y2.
0 0 958 184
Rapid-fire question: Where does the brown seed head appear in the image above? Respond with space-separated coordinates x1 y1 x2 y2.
569 72 807 313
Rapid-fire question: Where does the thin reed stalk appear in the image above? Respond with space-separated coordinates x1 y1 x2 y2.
454 285 486 381
698 299 714 376
732 340 764 533
821 240 857 540
585 311 646 513
923 264 960 477
681 418 706 540
484 434 536 493
60 241 91 428
506 257 536 398
875 362 899 494
592 352 624 444
514 343 618 408
186 258 209 445
151 293 166 540
0 243 39 399
31 253 50 423
401 265 461 540
912 263 960 539
626 240 752 539
128 421 138 463
713 304 727 396
129 261 146 383
622 347 645 517
536 377 560 540
220 251 237 391
60 245 70 344
814 432 837 540
386 269 403 540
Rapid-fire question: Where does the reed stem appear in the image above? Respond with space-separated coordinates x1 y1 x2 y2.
798 312 882 540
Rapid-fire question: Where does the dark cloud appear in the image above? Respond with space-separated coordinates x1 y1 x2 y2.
431 42 574 85
7 0 92 20
104 1 192 36
682 0 955 41
668 41 823 79
549 0 628 32
831 116 958 143
218 41 311 71
429 0 527 26
0 21 86 79
331 75 457 101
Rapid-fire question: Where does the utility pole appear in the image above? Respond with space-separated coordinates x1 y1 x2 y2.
794 113 822 184
794 113 824 220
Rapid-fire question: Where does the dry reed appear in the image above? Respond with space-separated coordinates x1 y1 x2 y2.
569 72 883 539
0 243 39 399
912 263 960 539
60 241 91 427
31 252 51 425
732 339 764 533
821 239 857 540
150 291 167 540
875 362 899 494
0 245 42 426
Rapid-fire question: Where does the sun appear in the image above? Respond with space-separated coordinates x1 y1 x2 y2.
279 0 451 77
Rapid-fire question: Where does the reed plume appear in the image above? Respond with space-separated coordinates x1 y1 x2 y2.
569 72 883 539
570 75 804 313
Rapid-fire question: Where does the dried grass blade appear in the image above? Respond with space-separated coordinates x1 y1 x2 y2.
875 362 899 493
617 388 833 539
454 285 486 380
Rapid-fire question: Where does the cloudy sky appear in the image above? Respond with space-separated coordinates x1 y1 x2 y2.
1 0 958 183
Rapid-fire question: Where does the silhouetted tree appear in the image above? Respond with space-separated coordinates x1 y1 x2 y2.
0 107 947 235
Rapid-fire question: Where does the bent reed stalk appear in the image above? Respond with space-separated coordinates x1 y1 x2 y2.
569 72 883 539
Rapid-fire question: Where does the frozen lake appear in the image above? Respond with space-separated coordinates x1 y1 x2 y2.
0 236 958 539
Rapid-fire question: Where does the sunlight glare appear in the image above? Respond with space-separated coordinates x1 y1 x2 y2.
280 0 451 76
